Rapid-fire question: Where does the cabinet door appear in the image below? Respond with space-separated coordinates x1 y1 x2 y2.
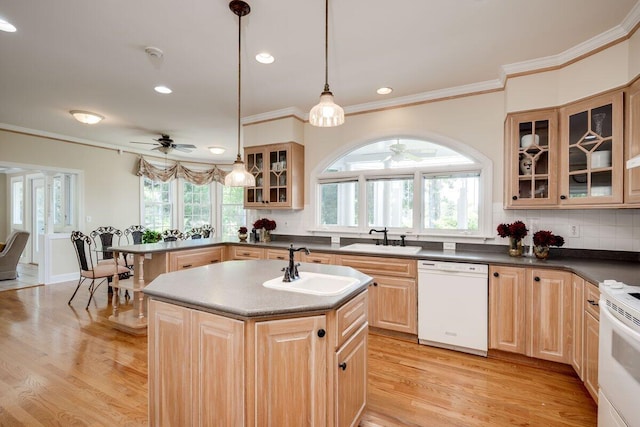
583 312 599 403
192 311 245 427
489 266 526 354
528 269 572 363
625 78 640 204
571 274 584 379
335 324 367 427
255 316 327 426
559 91 624 205
148 300 192 427
370 276 417 334
245 146 266 208
505 110 558 207
168 247 223 271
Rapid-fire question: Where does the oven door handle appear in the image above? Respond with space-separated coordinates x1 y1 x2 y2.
600 300 640 343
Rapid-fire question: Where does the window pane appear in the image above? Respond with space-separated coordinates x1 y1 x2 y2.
319 182 358 226
12 180 23 225
221 186 246 238
423 173 479 231
367 178 413 228
182 182 211 229
143 178 172 230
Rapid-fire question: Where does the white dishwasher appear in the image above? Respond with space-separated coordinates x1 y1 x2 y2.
418 260 489 356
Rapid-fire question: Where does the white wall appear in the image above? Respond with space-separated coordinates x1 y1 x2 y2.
0 173 6 239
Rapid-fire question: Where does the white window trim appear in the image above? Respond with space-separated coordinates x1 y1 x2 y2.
310 134 493 240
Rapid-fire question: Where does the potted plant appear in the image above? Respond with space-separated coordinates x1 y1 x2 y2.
532 230 565 259
238 226 248 242
253 218 276 242
142 229 162 244
497 220 528 256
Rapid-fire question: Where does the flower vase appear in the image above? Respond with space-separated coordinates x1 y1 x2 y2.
508 237 523 257
238 233 248 242
260 229 271 243
534 245 550 259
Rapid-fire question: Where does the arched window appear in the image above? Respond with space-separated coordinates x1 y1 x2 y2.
315 137 492 237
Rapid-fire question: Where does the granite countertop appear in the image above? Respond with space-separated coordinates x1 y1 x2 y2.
142 260 372 319
112 236 640 287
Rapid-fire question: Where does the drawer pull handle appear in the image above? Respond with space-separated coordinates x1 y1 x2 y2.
339 362 347 371
182 264 192 268
534 276 540 282
210 260 219 263
587 299 599 306
317 329 326 338
277 256 285 260
312 260 322 263
242 252 250 256
372 282 378 287
493 272 499 277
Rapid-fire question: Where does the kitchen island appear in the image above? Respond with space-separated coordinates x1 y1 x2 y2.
143 259 372 427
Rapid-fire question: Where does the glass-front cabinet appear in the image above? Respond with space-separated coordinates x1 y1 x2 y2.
505 110 558 207
559 92 623 205
244 142 304 209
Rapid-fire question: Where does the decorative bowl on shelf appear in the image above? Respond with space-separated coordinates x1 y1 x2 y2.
520 134 539 148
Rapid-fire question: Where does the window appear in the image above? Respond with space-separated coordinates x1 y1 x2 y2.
143 178 172 230
52 173 76 229
11 178 23 225
316 138 491 236
220 186 246 238
182 182 211 229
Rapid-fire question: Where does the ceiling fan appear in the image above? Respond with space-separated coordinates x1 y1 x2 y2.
131 134 197 154
384 142 424 162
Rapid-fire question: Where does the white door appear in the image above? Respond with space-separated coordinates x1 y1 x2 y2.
31 178 45 264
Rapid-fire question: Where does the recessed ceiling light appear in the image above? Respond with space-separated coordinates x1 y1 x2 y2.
154 85 172 94
377 87 393 95
70 110 104 124
255 52 275 64
208 146 226 155
0 19 17 33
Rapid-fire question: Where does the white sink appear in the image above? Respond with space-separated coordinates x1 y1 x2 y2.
339 243 422 255
263 272 360 296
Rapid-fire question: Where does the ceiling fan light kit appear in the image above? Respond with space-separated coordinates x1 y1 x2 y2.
70 110 104 125
309 0 344 128
224 0 256 187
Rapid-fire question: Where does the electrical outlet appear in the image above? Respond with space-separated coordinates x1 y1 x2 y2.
569 225 580 237
443 242 456 251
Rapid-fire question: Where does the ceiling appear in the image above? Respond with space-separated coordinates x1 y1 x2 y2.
0 0 638 163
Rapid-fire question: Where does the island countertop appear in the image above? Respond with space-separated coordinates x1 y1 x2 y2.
142 259 373 319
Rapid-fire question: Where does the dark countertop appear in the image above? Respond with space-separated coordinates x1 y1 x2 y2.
143 260 372 319
112 237 640 287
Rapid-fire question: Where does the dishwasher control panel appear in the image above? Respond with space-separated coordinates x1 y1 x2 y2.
418 260 488 274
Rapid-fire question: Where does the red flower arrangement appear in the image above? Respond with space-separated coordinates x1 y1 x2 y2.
496 220 528 240
533 230 565 247
253 218 277 231
238 226 248 234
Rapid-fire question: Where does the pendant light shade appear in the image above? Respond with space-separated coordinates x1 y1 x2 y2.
225 0 255 187
309 0 344 127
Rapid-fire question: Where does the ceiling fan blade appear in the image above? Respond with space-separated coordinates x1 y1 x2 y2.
172 146 193 153
406 152 422 161
383 154 392 162
131 141 159 145
174 144 197 149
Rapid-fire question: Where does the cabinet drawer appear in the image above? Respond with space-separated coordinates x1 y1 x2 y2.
168 247 223 271
585 282 600 320
229 246 265 260
265 248 290 261
302 252 335 265
335 290 368 349
336 255 416 278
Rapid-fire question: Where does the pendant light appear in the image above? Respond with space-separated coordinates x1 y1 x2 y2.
225 0 256 187
309 0 344 127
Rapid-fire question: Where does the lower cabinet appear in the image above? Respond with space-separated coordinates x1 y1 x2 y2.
168 247 223 271
571 274 585 379
226 245 265 260
489 266 572 364
148 290 368 427
583 282 600 403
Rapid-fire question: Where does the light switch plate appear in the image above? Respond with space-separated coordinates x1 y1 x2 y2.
443 242 456 251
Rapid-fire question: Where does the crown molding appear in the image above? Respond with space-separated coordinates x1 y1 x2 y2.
243 107 306 125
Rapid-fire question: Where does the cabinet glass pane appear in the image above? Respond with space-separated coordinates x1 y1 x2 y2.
516 118 550 201
569 146 587 172
569 173 587 198
591 171 612 196
591 104 612 138
569 111 588 145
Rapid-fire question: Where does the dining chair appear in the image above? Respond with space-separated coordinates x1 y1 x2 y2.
90 226 126 266
69 231 130 309
161 229 185 242
124 225 146 245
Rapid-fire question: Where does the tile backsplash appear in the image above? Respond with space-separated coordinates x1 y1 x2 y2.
250 204 640 253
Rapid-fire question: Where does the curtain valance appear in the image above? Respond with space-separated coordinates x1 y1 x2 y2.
136 157 227 185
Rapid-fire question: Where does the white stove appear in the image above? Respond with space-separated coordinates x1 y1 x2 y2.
598 280 640 427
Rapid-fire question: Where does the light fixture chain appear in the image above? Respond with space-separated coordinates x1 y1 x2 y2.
324 0 329 90
237 10 242 159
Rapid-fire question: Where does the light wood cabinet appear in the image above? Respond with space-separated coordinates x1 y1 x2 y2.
625 78 640 204
571 274 584 379
244 141 304 209
264 248 292 261
148 300 245 427
489 265 572 364
337 255 416 335
335 324 367 427
302 251 336 265
504 109 558 207
255 316 327 426
226 245 265 260
559 91 624 205
168 247 223 271
583 282 600 403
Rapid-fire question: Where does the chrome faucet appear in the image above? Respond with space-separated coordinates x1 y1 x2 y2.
282 244 310 282
369 227 389 246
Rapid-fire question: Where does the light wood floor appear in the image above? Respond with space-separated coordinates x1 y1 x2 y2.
0 263 40 292
0 282 597 426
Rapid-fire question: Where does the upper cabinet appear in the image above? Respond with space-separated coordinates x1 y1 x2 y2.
244 142 304 210
505 109 558 207
505 89 631 208
559 91 624 205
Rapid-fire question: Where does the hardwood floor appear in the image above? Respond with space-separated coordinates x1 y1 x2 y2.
0 283 597 426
